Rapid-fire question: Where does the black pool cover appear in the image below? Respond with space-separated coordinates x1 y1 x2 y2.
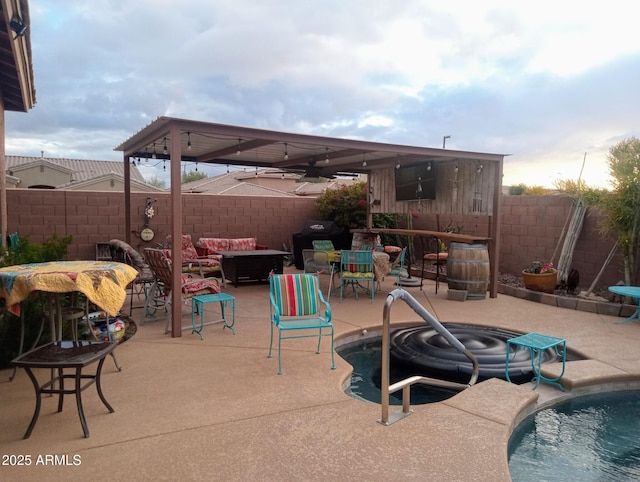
389 323 561 384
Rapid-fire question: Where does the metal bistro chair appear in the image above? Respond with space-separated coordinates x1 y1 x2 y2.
268 273 335 375
340 250 375 303
302 249 339 299
109 239 155 316
386 246 409 287
143 248 221 334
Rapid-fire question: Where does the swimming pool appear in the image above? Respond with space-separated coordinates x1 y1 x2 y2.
508 390 640 480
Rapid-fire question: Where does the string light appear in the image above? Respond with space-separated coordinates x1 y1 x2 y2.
427 162 432 171
236 138 241 155
325 147 329 163
187 131 192 150
195 161 198 172
151 143 156 159
396 159 401 169
283 143 289 160
362 154 367 167
163 160 166 172
162 137 168 155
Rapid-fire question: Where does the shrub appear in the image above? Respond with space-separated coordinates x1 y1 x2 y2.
0 234 73 369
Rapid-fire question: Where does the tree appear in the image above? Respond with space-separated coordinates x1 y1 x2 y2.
147 176 166 189
182 171 207 184
601 137 640 285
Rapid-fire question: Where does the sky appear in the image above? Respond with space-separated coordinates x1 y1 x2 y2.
5 0 640 189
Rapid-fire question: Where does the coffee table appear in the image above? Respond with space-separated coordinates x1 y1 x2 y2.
217 250 290 287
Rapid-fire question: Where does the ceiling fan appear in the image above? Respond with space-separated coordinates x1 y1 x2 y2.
298 157 336 182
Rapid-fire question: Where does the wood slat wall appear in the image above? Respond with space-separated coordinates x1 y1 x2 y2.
369 160 496 216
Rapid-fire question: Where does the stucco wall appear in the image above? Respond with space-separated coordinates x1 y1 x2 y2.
2 190 626 291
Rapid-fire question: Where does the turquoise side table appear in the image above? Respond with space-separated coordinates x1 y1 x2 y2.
608 286 640 323
506 332 566 390
191 293 236 340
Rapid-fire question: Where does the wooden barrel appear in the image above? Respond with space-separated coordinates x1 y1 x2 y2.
446 243 490 300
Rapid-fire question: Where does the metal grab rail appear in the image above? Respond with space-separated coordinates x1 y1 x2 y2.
379 289 480 425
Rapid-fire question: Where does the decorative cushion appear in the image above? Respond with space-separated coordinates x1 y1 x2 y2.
271 274 319 317
181 276 220 296
198 238 230 253
384 245 403 254
343 271 374 279
229 238 257 251
313 251 329 264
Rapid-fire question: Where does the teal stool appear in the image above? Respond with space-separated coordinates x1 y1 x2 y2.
506 333 566 390
191 293 236 340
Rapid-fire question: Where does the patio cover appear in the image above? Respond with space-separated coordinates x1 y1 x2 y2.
115 117 505 336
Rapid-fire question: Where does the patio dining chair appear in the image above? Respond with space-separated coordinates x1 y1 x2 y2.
340 250 375 303
268 273 335 375
386 246 409 287
311 239 340 263
302 249 338 298
143 248 221 333
165 234 226 283
109 239 155 316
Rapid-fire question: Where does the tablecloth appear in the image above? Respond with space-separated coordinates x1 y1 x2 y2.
0 260 139 316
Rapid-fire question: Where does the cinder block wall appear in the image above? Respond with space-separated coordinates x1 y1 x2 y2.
3 190 626 290
5 191 318 260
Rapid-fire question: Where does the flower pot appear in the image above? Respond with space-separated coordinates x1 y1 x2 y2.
522 270 558 293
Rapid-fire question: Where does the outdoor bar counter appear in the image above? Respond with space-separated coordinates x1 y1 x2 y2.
351 228 496 297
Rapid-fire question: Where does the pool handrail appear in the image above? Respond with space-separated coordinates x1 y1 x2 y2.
379 288 480 425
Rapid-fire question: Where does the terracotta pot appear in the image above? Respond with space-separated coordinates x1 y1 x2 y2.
522 269 558 293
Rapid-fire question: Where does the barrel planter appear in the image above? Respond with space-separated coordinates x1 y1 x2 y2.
522 270 558 294
446 242 490 300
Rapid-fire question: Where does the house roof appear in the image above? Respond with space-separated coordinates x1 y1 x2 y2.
5 155 160 191
0 0 35 112
180 169 356 197
181 171 295 197
7 155 147 183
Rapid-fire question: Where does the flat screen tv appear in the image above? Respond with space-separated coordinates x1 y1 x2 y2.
394 163 436 201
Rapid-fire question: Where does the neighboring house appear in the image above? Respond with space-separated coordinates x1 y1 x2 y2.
181 169 358 197
6 155 163 192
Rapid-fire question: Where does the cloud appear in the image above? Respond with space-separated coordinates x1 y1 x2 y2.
5 0 639 188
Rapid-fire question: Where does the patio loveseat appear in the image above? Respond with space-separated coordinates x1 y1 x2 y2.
195 237 268 256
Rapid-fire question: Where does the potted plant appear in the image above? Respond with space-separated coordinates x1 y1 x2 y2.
522 261 558 293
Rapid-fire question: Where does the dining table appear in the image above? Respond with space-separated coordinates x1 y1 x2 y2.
0 260 139 343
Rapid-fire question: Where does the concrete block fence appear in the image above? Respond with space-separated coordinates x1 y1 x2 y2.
3 190 627 292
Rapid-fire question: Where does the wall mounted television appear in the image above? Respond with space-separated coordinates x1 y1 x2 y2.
394 162 436 201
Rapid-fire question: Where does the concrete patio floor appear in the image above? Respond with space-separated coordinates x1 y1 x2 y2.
2 269 640 481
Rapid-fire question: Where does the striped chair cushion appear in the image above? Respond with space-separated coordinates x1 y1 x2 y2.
271 274 319 317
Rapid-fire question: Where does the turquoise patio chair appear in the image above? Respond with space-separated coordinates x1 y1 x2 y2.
386 246 408 287
268 273 335 375
340 250 375 303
